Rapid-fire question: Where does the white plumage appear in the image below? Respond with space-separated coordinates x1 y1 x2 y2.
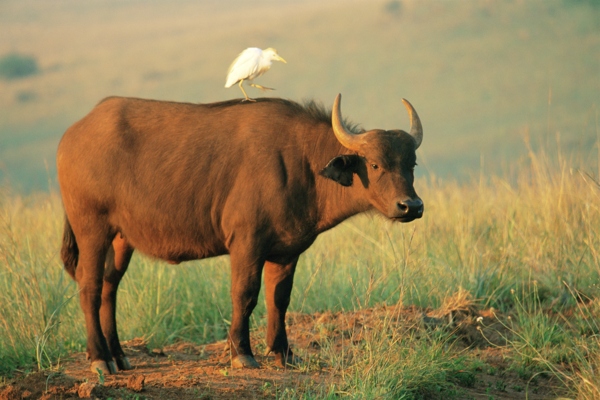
225 47 287 101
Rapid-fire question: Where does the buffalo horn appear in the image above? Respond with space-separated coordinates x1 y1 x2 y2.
401 98 423 149
331 94 368 151
333 94 423 151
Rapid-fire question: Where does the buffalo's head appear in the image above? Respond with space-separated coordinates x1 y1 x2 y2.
321 94 424 222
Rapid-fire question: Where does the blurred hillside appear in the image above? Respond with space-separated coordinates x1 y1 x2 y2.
0 0 598 192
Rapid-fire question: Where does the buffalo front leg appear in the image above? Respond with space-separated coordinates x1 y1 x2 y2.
227 250 264 368
100 233 134 371
264 258 301 367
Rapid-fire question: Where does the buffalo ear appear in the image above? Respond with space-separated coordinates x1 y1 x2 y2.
319 155 359 187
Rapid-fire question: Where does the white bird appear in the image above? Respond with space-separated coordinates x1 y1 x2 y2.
225 47 287 102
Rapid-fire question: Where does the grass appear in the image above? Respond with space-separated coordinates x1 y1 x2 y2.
339 325 471 399
1 139 599 397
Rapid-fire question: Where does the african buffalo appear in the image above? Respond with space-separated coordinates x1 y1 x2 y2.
57 94 424 373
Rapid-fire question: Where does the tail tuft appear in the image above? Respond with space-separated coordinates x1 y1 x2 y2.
61 215 79 280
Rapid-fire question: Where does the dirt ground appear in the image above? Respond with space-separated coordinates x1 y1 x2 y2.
1 306 568 399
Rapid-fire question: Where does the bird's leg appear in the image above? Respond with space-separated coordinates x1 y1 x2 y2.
238 80 255 102
249 83 275 92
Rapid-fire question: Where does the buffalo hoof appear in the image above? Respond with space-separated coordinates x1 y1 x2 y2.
90 359 117 375
115 356 133 371
231 354 260 369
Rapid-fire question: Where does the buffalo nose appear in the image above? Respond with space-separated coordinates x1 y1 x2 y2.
397 198 424 218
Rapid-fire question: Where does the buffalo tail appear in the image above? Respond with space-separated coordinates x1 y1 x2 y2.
60 215 79 280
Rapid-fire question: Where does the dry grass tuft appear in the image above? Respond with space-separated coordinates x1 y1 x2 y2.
435 287 479 318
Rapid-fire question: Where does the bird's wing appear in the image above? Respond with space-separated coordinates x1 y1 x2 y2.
225 48 262 87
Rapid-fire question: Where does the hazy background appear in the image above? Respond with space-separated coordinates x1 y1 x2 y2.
0 0 598 192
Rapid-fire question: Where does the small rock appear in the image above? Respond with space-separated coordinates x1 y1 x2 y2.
77 382 97 398
127 374 145 392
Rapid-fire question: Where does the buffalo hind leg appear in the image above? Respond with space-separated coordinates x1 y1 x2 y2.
227 248 264 368
100 233 134 371
264 258 301 368
73 226 116 374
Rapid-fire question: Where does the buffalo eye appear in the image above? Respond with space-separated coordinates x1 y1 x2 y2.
370 163 379 170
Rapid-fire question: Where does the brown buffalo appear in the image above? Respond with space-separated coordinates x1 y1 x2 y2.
57 94 424 373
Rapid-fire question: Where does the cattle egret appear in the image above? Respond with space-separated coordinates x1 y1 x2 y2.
225 47 287 101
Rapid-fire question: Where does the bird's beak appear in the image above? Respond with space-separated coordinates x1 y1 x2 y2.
276 55 287 64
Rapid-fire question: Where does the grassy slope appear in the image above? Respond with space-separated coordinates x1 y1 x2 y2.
0 0 598 191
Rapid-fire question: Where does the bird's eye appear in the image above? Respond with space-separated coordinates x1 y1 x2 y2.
371 164 379 170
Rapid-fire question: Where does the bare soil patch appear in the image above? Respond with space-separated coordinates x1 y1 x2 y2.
0 306 567 399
